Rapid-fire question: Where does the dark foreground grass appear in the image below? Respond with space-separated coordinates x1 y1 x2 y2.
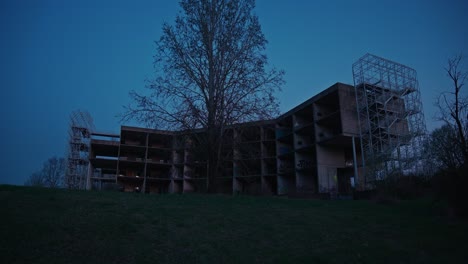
0 185 467 264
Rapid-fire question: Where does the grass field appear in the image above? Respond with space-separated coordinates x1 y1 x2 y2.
1 185 467 263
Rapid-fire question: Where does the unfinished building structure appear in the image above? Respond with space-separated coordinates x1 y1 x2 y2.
352 54 426 185
88 83 362 196
85 54 426 195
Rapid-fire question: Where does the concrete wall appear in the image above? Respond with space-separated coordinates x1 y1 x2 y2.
316 145 345 193
338 85 360 135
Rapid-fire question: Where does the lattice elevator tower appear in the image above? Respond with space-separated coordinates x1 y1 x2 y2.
66 110 95 189
352 54 427 184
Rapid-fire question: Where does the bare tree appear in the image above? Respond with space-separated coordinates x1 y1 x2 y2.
24 172 46 187
122 0 284 192
435 54 468 167
428 55 468 218
24 157 66 188
42 157 66 188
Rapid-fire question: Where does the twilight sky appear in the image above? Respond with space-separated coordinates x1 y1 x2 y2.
1 0 467 185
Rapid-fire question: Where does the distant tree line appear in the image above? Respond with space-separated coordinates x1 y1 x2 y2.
24 156 66 188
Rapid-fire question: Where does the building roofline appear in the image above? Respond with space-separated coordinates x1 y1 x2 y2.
91 132 120 138
94 82 354 135
277 82 353 119
121 125 175 135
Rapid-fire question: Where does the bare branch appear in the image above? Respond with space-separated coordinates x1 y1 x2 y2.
25 157 65 188
434 54 468 167
120 0 284 192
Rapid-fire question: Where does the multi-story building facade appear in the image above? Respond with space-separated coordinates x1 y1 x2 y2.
87 82 366 196
67 54 425 196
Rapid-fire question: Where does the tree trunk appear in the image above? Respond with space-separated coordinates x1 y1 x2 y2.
206 126 218 193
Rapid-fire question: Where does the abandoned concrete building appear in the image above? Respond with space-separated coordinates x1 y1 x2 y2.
66 54 427 196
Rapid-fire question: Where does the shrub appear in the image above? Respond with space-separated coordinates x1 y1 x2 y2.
373 174 431 203
432 166 468 218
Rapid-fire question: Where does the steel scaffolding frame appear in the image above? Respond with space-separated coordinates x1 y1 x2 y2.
65 110 95 189
352 54 427 185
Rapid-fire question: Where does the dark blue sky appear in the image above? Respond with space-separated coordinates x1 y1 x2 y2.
1 0 467 185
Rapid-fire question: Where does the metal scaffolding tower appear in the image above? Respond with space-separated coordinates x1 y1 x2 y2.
352 54 427 184
66 110 95 189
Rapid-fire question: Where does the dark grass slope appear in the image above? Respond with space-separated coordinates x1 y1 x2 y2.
1 185 467 264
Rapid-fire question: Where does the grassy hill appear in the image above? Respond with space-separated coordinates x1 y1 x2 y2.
1 185 467 263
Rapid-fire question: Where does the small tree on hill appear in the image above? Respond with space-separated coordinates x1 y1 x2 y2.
24 157 66 188
24 172 46 187
122 0 284 192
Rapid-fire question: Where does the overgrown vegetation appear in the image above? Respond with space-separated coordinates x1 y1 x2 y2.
428 54 468 217
1 185 468 264
372 175 431 203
